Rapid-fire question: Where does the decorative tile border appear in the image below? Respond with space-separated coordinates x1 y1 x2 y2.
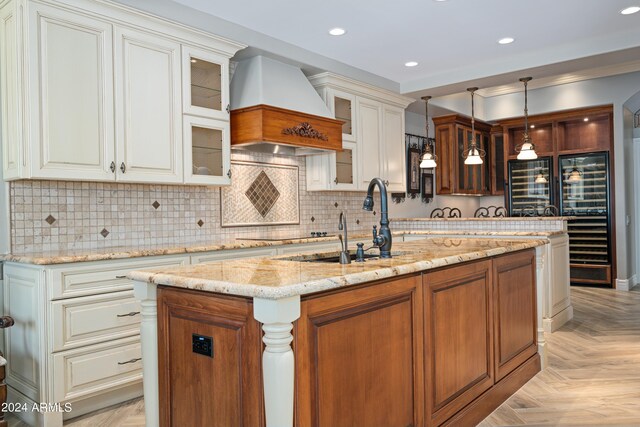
221 161 299 227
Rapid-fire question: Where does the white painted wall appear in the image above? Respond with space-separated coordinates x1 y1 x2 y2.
0 117 7 254
622 108 637 288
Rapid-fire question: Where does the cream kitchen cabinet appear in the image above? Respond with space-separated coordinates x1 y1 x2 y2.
114 26 183 183
2 255 190 427
306 72 413 192
0 0 244 185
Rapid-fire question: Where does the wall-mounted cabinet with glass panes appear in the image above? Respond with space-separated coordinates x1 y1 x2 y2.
181 46 233 184
305 73 413 192
433 114 493 195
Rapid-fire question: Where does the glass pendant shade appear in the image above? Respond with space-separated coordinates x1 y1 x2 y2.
464 148 483 165
517 141 538 160
420 151 437 169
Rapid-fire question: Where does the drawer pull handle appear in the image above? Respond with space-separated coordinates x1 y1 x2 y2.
115 275 127 279
117 311 140 318
118 358 142 365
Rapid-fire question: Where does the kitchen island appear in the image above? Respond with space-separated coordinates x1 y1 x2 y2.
129 237 546 427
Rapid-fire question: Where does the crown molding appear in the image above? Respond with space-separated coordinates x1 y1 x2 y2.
477 60 640 98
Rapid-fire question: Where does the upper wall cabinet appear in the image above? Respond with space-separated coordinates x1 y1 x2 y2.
433 114 493 196
182 46 230 121
306 73 414 192
0 0 245 185
114 27 183 183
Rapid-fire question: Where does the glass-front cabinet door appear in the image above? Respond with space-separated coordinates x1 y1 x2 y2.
507 157 553 216
182 45 229 120
331 141 358 190
183 115 230 185
330 90 356 143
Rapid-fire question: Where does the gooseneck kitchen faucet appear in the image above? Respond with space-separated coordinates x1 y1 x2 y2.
362 178 392 258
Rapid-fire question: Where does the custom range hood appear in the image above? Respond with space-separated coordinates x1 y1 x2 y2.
230 56 343 156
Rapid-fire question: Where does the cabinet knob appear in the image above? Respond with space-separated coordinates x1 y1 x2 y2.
110 161 116 173
120 162 126 173
227 169 232 178
334 177 338 184
384 180 389 186
226 104 230 114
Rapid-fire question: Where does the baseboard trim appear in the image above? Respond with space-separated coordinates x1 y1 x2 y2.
543 305 574 333
616 277 633 291
441 354 541 427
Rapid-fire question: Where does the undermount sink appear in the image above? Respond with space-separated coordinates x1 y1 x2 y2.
281 251 410 264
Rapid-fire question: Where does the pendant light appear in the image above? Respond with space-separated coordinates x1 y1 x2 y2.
463 87 485 165
420 96 438 169
516 77 538 160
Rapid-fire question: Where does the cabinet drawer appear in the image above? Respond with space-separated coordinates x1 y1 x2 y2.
51 291 140 352
52 336 142 402
191 248 276 264
48 256 189 300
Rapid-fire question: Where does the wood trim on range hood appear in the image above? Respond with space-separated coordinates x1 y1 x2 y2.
230 104 343 155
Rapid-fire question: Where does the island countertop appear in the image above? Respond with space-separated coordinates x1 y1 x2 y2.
128 237 546 300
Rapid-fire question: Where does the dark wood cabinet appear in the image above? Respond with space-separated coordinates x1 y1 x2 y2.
490 126 505 195
296 275 424 427
434 114 492 195
423 260 494 426
157 287 264 427
493 250 537 381
500 105 613 162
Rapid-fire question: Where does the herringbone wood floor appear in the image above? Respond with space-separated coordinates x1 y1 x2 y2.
7 287 640 426
480 286 640 426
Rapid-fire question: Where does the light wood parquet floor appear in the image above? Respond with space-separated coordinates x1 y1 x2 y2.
6 286 640 427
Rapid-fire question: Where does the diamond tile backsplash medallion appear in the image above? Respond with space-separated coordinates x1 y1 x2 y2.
245 171 280 217
221 161 299 227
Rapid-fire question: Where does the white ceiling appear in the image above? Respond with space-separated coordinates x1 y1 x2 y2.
174 0 640 98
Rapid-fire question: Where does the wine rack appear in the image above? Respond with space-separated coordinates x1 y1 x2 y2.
560 152 612 286
507 157 553 217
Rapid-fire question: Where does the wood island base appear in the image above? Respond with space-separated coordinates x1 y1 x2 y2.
146 248 540 427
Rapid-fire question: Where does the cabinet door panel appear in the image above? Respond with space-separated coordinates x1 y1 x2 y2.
424 260 494 426
382 105 405 192
115 27 182 183
182 46 230 121
357 98 382 188
296 276 424 427
1 4 22 179
435 125 454 194
493 250 537 381
28 4 114 180
157 288 263 427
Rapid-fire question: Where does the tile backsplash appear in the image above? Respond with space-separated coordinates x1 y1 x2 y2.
9 151 379 254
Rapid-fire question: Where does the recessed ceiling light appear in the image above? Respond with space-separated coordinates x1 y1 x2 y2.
498 37 515 45
329 28 346 36
620 6 640 14
405 61 419 67
433 0 448 2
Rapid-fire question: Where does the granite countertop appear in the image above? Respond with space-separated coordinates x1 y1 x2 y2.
128 237 546 300
1 230 565 265
393 217 576 222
